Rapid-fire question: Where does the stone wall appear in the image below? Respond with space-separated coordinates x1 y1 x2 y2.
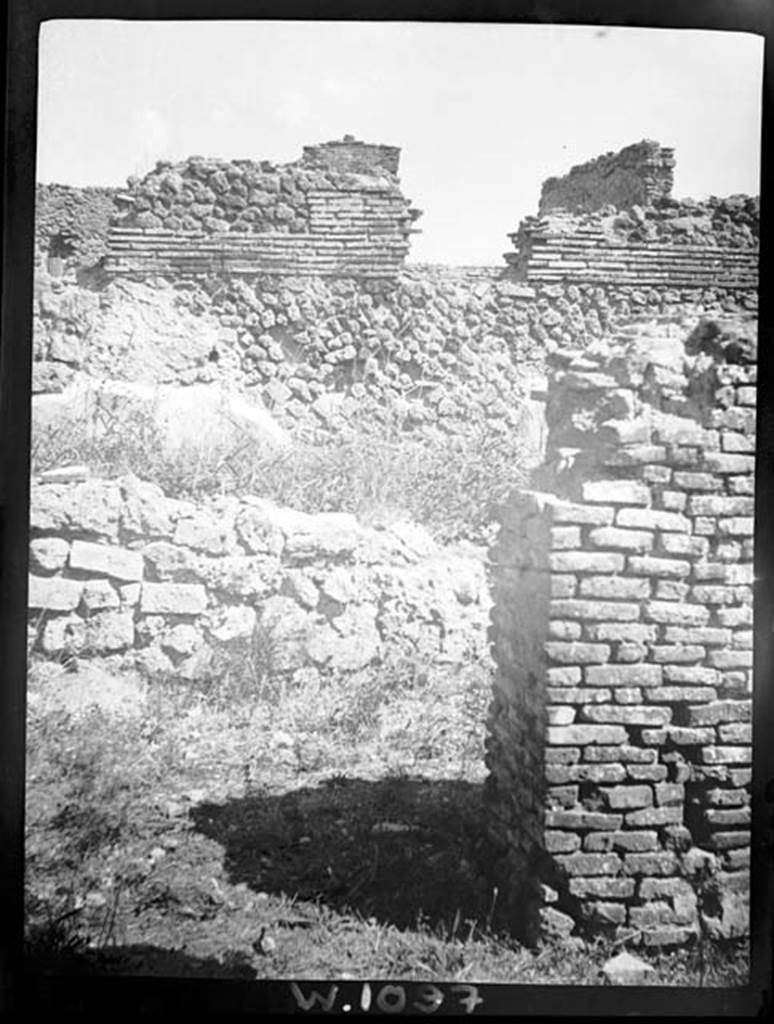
539 140 676 214
105 136 421 281
485 315 755 947
27 473 491 680
35 183 119 268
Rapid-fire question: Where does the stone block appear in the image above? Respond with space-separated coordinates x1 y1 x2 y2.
650 646 705 664
653 580 689 601
547 666 583 685
663 726 716 745
585 830 658 853
81 579 120 612
657 534 710 558
140 582 207 615
718 517 754 537
585 623 657 643
718 723 752 743
550 599 640 622
579 576 651 600
545 642 611 664
663 665 719 685
588 527 654 552
547 724 628 746
654 782 684 805
550 575 578 598
708 649 752 670
545 810 623 831
625 806 683 827
29 537 70 573
627 764 668 782
28 575 83 612
704 807 751 827
686 495 754 518
700 746 751 765
69 540 144 582
601 785 653 809
643 602 710 626
549 552 625 573
551 503 615 526
687 700 751 726
584 664 662 688
545 830 582 853
555 852 622 876
627 556 690 578
664 627 730 645
616 508 689 532
569 877 636 899
547 687 612 704
546 763 626 784
583 745 656 763
582 481 650 505
581 705 671 726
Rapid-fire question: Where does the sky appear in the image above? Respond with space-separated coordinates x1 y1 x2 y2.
37 20 764 264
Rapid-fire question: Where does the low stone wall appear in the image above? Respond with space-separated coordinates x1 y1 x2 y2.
485 315 754 947
28 475 491 681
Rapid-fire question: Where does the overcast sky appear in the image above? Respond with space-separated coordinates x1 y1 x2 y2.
37 20 763 264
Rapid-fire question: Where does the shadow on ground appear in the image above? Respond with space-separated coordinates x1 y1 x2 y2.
190 775 496 934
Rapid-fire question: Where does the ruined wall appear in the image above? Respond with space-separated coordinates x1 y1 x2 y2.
35 183 119 267
539 140 676 214
486 316 755 947
28 473 490 679
104 137 421 281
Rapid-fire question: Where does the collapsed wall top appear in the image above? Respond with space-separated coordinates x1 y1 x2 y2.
539 140 675 215
103 136 422 281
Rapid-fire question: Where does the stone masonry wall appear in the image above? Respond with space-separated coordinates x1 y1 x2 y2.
485 315 755 947
539 140 676 214
28 474 490 681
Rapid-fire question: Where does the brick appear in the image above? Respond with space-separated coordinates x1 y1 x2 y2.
545 810 623 831
555 852 622 876
705 807 751 827
686 495 754 517
547 784 579 807
715 407 755 432
722 432 755 453
644 602 710 626
694 517 717 535
628 556 690 578
545 831 582 853
550 599 640 622
616 508 690 532
550 574 578 598
717 606 753 627
601 785 653 809
731 630 753 650
579 576 651 600
614 687 644 703
663 727 716 745
627 764 668 781
546 763 627 784
641 729 667 745
729 768 752 787
140 582 207 615
655 783 684 806
672 472 719 491
585 623 657 643
718 723 752 743
663 666 719 685
569 877 636 899
545 748 582 764
709 650 752 670
588 527 654 552
716 868 750 892
658 491 687 512
547 706 576 725
707 788 749 807
701 746 751 765
724 564 754 585
650 646 705 664
547 667 582 686
581 705 671 726
548 725 628 746
604 445 667 467
29 537 70 573
582 480 650 505
629 902 676 927
27 575 83 612
580 901 627 925
549 552 625 573
625 806 683 827
691 765 729 783
691 585 742 605
642 465 672 483
585 664 662 688
639 877 695 900
664 627 730 646
736 386 756 406
623 852 678 875
724 850 751 870
705 831 750 851
69 539 144 582
548 620 583 640
81 579 120 612
692 562 729 580
585 830 658 853
545 642 610 664
551 503 615 526
546 687 612 704
688 700 751 726
551 526 582 548
728 475 754 495
718 517 754 537
583 746 656 764
653 580 689 601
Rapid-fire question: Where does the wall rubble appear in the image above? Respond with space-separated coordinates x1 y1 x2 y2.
485 316 755 947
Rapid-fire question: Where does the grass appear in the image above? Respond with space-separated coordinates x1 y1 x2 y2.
30 401 528 544
24 652 748 986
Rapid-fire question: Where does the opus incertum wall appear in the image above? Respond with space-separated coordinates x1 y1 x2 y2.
485 315 755 947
